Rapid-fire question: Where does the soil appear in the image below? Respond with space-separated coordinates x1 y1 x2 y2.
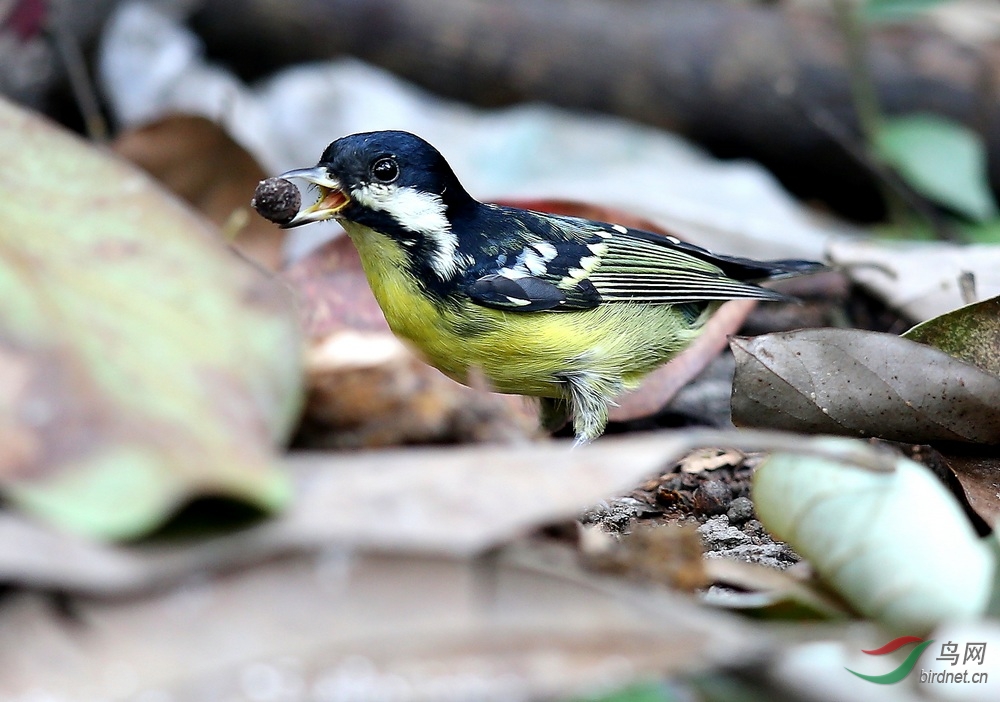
582 448 800 569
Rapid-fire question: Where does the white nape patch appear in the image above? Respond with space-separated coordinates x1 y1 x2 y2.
352 183 460 279
611 224 628 234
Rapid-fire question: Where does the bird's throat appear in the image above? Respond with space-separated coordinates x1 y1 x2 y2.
341 222 449 346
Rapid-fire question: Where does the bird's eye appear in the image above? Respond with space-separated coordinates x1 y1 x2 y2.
371 157 399 183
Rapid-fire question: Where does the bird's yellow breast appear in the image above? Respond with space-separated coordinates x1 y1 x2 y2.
343 223 707 397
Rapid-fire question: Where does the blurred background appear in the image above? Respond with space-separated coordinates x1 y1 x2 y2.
5 2 1000 701
8 0 1000 222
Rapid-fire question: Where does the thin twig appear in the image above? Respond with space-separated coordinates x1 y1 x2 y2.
831 0 913 231
807 106 963 242
46 18 108 142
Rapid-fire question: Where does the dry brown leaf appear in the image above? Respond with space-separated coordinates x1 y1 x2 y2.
936 450 1000 528
0 543 765 702
731 328 1000 443
581 522 709 591
281 236 386 337
0 429 904 597
113 114 285 270
827 237 1000 322
677 448 746 474
702 559 852 620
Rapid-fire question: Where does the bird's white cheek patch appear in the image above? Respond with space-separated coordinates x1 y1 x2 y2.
353 183 460 280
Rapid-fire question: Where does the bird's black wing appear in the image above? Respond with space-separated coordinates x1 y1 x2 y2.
583 225 822 304
465 273 601 312
462 207 822 312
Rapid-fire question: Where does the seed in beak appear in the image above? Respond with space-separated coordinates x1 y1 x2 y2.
252 177 301 225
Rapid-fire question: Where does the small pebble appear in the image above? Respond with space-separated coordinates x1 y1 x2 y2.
697 516 751 548
726 496 755 524
252 177 301 225
692 479 731 516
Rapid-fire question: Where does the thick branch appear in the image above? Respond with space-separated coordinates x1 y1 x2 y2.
192 0 1000 220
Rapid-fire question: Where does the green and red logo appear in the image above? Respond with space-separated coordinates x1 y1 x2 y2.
846 636 935 684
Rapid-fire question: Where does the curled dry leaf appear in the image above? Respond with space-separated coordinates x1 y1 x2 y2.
0 543 765 702
753 442 996 634
113 114 286 270
0 428 902 595
0 97 301 539
731 328 1000 443
935 451 1000 530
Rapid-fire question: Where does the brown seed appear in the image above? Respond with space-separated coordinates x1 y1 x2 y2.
692 479 731 516
252 177 301 225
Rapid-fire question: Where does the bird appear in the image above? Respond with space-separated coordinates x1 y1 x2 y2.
260 130 822 443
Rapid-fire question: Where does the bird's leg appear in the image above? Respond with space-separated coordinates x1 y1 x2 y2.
556 370 622 445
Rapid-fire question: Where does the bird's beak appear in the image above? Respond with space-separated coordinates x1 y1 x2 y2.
278 166 351 228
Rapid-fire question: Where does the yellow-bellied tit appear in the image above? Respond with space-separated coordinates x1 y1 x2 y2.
258 130 823 443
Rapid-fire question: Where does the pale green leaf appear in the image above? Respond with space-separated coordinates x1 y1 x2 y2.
863 0 952 22
0 98 302 539
753 442 995 633
876 114 998 222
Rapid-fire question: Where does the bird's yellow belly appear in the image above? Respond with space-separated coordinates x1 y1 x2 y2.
345 224 706 398
427 303 702 398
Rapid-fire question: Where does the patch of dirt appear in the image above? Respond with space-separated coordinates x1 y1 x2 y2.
581 448 800 569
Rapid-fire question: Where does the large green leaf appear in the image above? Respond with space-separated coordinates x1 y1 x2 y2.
875 114 999 222
753 442 995 633
0 98 301 539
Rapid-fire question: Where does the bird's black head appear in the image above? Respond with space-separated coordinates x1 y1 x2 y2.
320 131 470 207
279 130 477 280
